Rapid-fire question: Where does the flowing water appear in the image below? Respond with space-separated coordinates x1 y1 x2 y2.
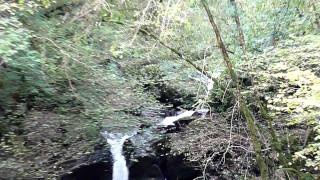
101 132 131 180
100 108 208 180
158 110 195 126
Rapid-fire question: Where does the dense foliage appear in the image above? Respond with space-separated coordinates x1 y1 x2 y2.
0 0 319 179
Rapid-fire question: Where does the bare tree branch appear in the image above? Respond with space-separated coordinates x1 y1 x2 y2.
107 20 220 86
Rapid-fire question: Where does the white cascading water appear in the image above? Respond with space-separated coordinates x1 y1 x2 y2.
101 132 130 180
158 110 195 126
191 74 214 99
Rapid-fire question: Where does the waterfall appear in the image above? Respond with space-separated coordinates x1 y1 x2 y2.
101 132 130 180
158 109 211 127
158 110 195 126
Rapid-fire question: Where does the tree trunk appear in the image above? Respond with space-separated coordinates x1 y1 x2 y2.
200 0 268 179
257 97 287 165
229 0 287 167
230 0 246 54
312 1 320 30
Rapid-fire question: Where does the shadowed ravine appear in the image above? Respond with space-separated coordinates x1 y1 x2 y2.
102 111 196 180
62 110 203 180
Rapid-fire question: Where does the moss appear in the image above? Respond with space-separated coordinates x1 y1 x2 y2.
249 34 320 173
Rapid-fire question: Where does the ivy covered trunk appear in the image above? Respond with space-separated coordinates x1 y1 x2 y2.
200 0 268 179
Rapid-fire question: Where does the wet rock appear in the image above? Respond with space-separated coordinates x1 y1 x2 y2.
61 162 112 180
160 154 202 180
129 157 165 180
131 138 201 180
60 149 112 180
128 154 201 180
138 123 151 130
144 83 196 109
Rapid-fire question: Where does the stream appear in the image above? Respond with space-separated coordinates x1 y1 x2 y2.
95 110 200 180
61 109 207 180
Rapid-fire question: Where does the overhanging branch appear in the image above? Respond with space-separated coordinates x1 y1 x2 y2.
107 20 219 85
